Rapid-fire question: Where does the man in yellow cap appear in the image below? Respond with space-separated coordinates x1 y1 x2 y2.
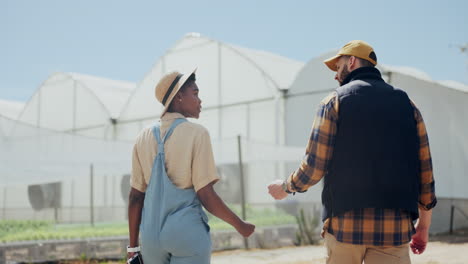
269 40 436 263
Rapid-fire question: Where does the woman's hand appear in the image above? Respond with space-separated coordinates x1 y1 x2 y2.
236 220 256 237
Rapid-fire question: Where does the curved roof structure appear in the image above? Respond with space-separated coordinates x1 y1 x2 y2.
287 50 338 95
17 72 135 133
438 80 468 92
381 66 468 93
0 99 25 120
119 33 304 122
288 50 468 95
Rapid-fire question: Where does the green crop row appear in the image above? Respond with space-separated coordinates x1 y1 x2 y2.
0 207 295 243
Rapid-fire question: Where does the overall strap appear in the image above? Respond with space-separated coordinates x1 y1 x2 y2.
162 118 187 142
152 118 187 150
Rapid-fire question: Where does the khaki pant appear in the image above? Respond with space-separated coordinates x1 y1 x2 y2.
324 232 410 264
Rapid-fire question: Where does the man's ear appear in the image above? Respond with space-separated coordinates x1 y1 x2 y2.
348 56 358 70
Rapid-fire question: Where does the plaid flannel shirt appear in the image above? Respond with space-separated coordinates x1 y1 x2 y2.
285 92 437 246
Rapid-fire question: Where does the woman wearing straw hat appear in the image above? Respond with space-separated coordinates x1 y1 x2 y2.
127 69 255 264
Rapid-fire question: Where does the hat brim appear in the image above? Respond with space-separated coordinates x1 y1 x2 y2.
160 67 198 117
323 55 341 72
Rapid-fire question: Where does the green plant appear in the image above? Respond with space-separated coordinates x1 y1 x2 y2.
0 220 51 234
0 205 296 243
294 208 320 246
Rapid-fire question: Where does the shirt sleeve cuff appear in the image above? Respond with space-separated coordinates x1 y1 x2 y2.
282 180 293 194
194 177 219 193
130 182 147 193
418 197 437 211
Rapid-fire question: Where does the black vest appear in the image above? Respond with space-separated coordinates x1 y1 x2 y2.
322 67 420 222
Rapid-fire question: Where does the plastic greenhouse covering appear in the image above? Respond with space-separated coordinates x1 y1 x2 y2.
16 72 135 139
117 33 304 142
0 34 467 227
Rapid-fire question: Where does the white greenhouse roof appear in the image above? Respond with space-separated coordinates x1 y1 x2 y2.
437 80 468 93
17 72 135 132
380 65 432 81
289 50 468 95
0 99 25 120
119 33 304 122
67 73 135 118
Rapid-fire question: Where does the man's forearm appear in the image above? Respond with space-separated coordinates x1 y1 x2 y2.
417 208 432 229
128 188 145 247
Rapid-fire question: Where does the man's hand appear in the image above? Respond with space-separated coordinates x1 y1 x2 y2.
410 225 429 254
410 209 432 255
268 179 288 200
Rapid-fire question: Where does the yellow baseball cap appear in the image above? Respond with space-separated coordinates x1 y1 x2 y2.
324 40 377 71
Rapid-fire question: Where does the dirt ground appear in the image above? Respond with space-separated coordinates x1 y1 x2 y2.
211 234 468 264
56 242 468 264
53 232 468 264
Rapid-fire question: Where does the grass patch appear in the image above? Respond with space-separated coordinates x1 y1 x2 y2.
0 221 128 242
207 205 295 230
0 206 294 243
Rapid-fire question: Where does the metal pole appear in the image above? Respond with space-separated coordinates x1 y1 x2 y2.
2 187 6 220
104 175 108 207
73 80 77 132
90 164 94 227
237 135 248 249
449 205 455 235
112 175 116 219
218 43 223 140
54 206 58 224
70 179 74 223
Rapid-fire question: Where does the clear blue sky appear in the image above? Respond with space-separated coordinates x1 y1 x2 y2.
2 0 467 102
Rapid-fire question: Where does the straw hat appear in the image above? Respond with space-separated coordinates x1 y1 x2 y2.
155 68 197 116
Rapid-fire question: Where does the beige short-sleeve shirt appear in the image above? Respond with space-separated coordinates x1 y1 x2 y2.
131 112 219 193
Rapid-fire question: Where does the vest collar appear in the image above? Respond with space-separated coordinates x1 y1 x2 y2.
341 67 383 86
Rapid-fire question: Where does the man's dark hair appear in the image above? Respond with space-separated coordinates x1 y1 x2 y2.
357 58 375 68
341 55 375 68
180 73 196 92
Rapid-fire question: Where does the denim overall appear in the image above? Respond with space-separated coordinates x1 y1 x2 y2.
140 118 211 264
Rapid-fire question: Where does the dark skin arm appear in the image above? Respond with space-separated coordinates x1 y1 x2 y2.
197 182 255 237
128 187 145 259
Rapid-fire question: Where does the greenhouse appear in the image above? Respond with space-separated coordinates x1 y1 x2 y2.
0 34 467 233
0 33 305 222
16 72 135 139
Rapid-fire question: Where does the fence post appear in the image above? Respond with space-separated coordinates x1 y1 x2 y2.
237 135 248 249
2 187 6 220
449 205 454 235
0 247 5 264
90 164 95 227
